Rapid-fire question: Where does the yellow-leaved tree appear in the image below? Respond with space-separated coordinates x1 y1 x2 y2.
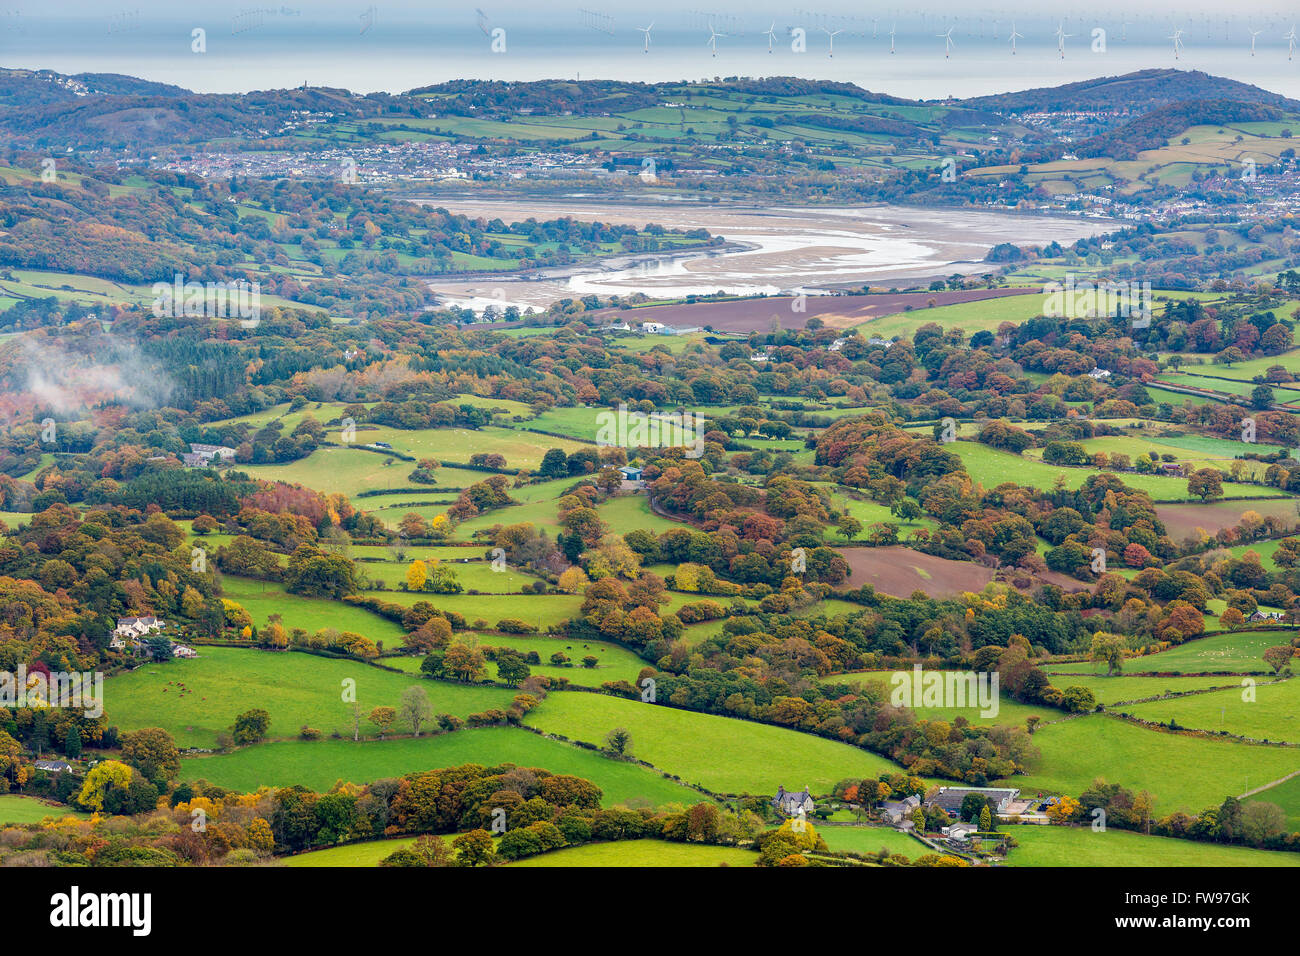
406 559 428 592
77 760 132 812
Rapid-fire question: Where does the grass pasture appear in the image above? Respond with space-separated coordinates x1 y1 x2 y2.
0 795 87 824
951 441 1277 501
282 838 415 867
507 839 756 867
1000 714 1300 813
219 576 409 648
1123 676 1300 743
106 646 515 748
818 825 926 858
384 632 648 687
523 692 903 794
178 726 701 806
1004 823 1298 867
1050 630 1289 676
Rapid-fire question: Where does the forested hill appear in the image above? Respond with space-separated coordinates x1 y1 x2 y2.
960 68 1300 114
1075 99 1290 160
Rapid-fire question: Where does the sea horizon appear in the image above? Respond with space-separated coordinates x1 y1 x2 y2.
4 8 1300 100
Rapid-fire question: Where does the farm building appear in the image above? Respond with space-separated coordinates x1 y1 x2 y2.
1250 610 1285 623
941 821 980 841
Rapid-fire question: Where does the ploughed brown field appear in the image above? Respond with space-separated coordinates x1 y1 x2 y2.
1156 498 1300 541
588 287 1039 332
837 545 998 598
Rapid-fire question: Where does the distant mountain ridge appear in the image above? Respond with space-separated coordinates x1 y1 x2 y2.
0 66 1296 152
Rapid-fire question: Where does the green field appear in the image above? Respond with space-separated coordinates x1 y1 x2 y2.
241 448 488 498
817 674 1042 728
106 646 515 747
358 557 539 593
179 726 702 806
448 497 565 537
1002 714 1300 813
384 633 649 687
1022 433 1284 482
596 493 683 534
1004 824 1299 867
508 838 756 867
1050 631 1287 676
353 425 588 471
0 795 86 824
365 589 582 630
1244 772 1300 832
1219 539 1289 572
1040 673 1238 706
855 292 1047 337
220 576 409 648
523 692 902 794
818 824 927 858
950 441 1279 500
282 837 416 867
1124 676 1300 743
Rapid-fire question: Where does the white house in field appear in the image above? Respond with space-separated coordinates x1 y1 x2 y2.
114 616 164 640
184 443 236 468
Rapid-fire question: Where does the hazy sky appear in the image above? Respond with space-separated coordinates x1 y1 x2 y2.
10 1 1300 26
7 1 1300 98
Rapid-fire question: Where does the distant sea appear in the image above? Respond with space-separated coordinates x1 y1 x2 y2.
4 10 1300 100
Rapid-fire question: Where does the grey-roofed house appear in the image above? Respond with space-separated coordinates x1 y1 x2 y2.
880 794 921 826
772 786 815 817
925 786 1020 818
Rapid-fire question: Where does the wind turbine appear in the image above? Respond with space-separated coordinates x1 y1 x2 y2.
1250 28 1262 56
1009 22 1023 55
938 26 954 58
821 25 843 56
889 22 895 54
1288 25 1298 61
1055 21 1071 58
871 16 879 39
637 22 653 53
706 22 725 56
764 21 777 52
1168 28 1184 59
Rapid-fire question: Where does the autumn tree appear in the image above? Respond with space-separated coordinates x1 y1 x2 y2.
232 708 271 745
444 641 486 682
406 559 428 592
120 727 180 784
452 829 496 867
1264 645 1294 674
1089 632 1126 676
369 706 397 739
1187 468 1224 502
77 760 132 812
